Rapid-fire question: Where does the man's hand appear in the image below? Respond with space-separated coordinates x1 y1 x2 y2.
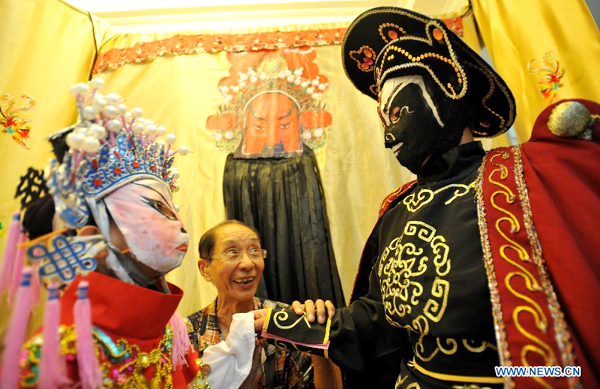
291 299 335 324
253 308 269 332
238 338 264 389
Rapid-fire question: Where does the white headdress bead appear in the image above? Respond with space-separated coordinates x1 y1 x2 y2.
106 93 122 105
104 105 118 119
66 132 85 148
90 77 105 89
92 95 107 111
90 124 106 139
82 137 100 153
82 106 97 120
131 107 143 118
146 124 157 135
132 123 145 134
178 145 189 156
166 134 177 145
116 104 127 116
70 83 89 97
157 125 167 136
107 119 122 132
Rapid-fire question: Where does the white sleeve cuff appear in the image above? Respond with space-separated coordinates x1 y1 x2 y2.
200 312 256 389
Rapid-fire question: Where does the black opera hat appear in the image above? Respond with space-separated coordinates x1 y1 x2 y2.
342 7 516 137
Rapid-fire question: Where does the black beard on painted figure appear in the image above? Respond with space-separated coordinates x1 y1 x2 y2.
381 82 473 175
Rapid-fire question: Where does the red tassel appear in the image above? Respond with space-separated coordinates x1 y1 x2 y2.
0 267 33 389
73 281 102 389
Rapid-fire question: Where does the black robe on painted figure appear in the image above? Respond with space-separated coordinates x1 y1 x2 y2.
223 147 345 307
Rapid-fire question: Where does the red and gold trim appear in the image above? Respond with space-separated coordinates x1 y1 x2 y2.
93 28 347 74
93 18 465 74
378 180 417 218
476 146 578 388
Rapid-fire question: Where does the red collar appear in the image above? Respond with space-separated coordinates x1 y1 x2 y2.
60 271 183 340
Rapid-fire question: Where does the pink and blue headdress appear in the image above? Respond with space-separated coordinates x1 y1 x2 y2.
0 78 192 388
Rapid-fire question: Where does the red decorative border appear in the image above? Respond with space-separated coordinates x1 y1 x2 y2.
93 18 464 74
93 28 346 74
478 146 574 388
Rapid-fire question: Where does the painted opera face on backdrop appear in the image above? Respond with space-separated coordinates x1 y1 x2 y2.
237 91 302 158
104 179 189 274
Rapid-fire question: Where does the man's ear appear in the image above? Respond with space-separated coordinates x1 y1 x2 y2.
198 259 212 282
77 225 108 262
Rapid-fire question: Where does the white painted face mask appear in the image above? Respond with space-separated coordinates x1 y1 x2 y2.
103 179 189 274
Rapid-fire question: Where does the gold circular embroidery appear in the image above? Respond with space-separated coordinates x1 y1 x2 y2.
378 221 451 333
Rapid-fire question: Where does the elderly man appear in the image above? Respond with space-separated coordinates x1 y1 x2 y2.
256 7 600 389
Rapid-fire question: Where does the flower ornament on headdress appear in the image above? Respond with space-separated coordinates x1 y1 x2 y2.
48 77 189 229
206 48 333 154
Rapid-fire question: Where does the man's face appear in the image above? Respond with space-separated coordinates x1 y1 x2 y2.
242 92 301 157
104 179 189 274
378 75 446 174
200 224 265 302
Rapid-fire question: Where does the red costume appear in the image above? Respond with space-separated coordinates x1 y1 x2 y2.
20 272 199 388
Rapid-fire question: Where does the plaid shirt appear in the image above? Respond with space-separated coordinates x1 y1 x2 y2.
186 297 314 389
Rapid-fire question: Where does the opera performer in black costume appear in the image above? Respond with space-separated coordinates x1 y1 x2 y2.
257 7 600 389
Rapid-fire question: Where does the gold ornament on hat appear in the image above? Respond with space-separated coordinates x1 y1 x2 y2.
547 101 595 140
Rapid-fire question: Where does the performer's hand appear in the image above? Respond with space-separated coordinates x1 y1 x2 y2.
253 308 269 332
291 299 335 324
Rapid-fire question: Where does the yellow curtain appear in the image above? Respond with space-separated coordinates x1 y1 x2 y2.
0 0 112 337
472 0 600 143
0 0 531 326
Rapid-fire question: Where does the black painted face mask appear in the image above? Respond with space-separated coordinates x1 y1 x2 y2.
379 78 468 175
379 82 446 174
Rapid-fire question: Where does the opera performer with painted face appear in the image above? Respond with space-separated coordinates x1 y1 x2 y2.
0 79 256 389
256 7 600 389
